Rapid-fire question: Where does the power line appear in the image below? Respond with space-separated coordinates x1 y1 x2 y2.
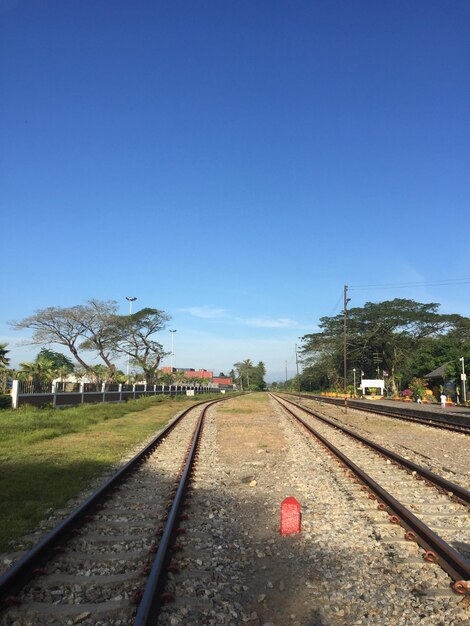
326 292 344 316
349 278 470 291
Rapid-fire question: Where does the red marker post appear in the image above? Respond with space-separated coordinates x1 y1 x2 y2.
280 496 301 535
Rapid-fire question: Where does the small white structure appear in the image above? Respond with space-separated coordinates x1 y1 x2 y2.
361 379 385 397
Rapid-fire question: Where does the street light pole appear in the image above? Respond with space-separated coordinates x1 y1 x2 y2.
461 357 467 404
170 330 177 373
125 296 137 381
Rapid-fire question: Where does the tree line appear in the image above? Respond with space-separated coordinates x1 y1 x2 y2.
291 298 470 399
0 301 267 396
231 359 266 391
2 300 169 386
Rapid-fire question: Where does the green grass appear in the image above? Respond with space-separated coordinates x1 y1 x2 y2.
247 392 269 401
0 394 222 552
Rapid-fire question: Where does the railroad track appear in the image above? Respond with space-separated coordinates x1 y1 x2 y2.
271 393 470 596
2 392 469 625
0 397 225 626
287 393 470 435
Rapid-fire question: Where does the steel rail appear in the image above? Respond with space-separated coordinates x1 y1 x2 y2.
272 395 470 592
133 400 216 625
290 393 470 435
275 394 470 506
0 396 222 608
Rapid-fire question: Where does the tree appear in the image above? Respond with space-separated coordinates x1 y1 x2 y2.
233 359 266 390
173 370 188 385
108 308 171 385
251 361 266 390
158 372 175 386
38 349 75 377
299 299 462 395
234 359 253 390
11 301 171 385
17 349 74 385
0 343 9 368
0 344 10 394
18 359 54 385
11 305 96 375
76 300 120 381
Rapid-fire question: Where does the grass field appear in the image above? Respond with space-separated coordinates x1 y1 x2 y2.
0 394 221 552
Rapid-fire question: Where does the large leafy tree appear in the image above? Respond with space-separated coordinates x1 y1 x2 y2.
299 299 462 394
251 361 267 390
107 308 170 385
78 300 120 380
11 301 171 384
233 359 266 390
233 359 253 390
11 305 96 375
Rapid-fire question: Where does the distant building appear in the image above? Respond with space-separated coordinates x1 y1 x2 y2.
160 367 233 386
213 376 233 386
160 367 213 379
424 363 456 401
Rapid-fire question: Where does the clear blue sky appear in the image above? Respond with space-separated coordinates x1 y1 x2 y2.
1 1 469 381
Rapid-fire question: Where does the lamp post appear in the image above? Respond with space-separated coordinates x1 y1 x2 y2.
170 330 177 373
461 357 467 404
125 296 137 381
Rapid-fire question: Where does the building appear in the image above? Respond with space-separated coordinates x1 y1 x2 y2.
424 364 456 401
160 367 213 379
212 376 232 386
160 368 233 387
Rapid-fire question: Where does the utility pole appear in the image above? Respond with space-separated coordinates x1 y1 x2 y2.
343 285 350 412
285 360 288 385
461 357 467 404
295 344 301 392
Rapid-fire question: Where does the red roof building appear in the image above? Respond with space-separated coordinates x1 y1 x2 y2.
213 376 233 386
159 368 233 386
160 367 213 379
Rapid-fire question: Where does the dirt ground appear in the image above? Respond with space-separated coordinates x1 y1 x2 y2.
209 392 469 626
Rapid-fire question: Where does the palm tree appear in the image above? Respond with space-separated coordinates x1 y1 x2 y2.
174 370 187 386
0 344 10 394
18 349 75 386
18 359 56 385
0 344 10 368
234 359 254 390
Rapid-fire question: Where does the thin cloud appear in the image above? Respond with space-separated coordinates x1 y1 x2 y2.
243 317 299 328
179 306 229 319
178 308 313 331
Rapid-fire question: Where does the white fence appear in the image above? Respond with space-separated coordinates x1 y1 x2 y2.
11 380 226 409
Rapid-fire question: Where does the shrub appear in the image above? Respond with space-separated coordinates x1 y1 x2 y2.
0 394 12 409
409 377 428 401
